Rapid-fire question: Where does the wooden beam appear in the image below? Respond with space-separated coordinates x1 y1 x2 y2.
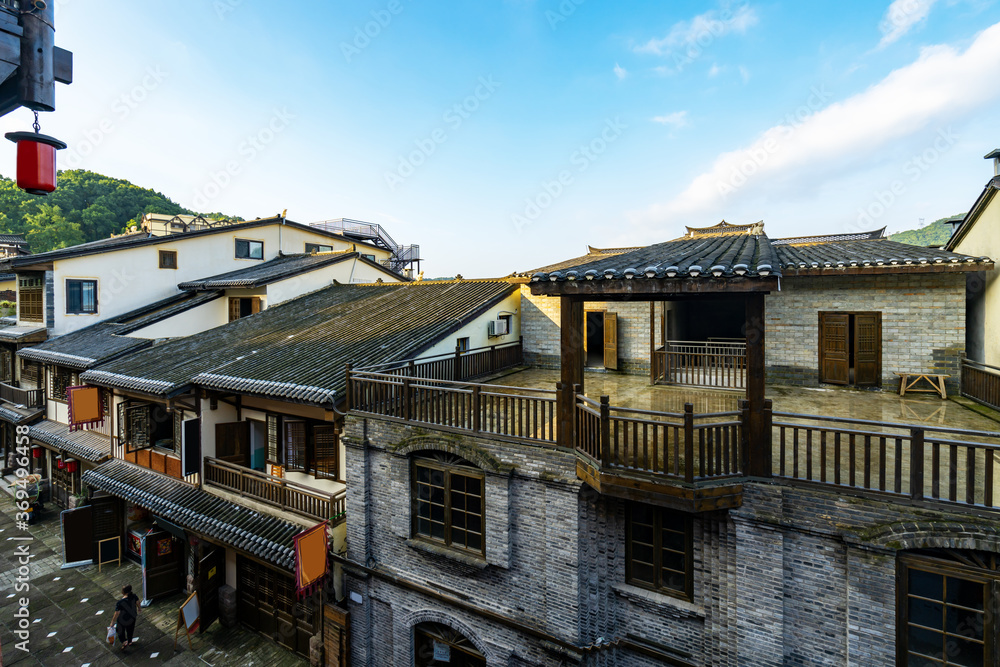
558 296 584 448
745 293 770 477
531 276 778 297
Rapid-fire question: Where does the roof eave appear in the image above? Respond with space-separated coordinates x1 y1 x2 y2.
947 177 1000 251
781 262 994 278
529 276 780 297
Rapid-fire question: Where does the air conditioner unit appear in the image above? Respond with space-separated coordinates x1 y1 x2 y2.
487 319 509 337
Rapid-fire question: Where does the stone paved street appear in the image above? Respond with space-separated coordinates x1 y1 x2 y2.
0 492 307 667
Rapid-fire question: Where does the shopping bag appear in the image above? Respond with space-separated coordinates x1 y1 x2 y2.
106 625 116 645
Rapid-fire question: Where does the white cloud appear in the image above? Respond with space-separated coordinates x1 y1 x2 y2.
652 111 689 128
637 21 1000 224
879 0 938 47
708 63 722 77
635 2 758 56
738 65 750 83
614 63 628 80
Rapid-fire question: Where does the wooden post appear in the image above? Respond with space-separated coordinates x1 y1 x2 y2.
649 302 656 385
739 399 750 474
408 360 415 377
910 428 925 501
344 363 352 411
454 345 463 381
599 395 611 467
745 293 769 478
558 296 584 449
402 377 411 421
684 403 695 484
471 384 481 433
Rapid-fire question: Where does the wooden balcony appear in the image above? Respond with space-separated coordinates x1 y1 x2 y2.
652 341 747 390
0 381 43 407
962 358 1000 412
203 457 345 525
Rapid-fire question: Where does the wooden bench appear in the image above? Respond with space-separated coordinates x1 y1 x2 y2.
894 372 949 399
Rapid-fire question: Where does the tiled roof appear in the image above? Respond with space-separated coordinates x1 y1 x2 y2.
771 228 887 246
17 292 223 370
177 252 402 291
0 324 46 342
0 403 42 425
82 280 517 403
531 234 779 282
29 419 111 463
773 238 988 271
83 460 301 569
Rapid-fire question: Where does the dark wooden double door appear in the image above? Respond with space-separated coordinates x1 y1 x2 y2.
819 312 882 387
237 556 319 658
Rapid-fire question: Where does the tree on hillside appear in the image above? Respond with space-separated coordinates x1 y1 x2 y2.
23 204 84 251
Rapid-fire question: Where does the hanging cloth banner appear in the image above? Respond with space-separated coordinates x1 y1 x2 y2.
293 522 328 599
67 385 104 431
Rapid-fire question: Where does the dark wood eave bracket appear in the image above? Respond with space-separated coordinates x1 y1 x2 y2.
529 276 780 297
781 262 994 278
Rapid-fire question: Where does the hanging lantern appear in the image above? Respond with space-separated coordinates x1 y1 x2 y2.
5 112 67 195
56 455 65 469
31 446 43 459
66 459 78 473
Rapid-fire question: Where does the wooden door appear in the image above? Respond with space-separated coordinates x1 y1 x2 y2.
61 505 92 566
198 546 224 633
215 421 250 466
854 313 882 387
142 530 181 601
228 298 241 322
604 312 618 370
819 313 850 385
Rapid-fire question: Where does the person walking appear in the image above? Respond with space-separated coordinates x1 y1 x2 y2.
110 584 140 648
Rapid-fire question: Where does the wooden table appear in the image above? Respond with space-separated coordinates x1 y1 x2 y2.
895 372 950 399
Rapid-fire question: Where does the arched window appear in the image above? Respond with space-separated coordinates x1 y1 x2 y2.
412 452 484 555
414 622 486 667
899 549 999 666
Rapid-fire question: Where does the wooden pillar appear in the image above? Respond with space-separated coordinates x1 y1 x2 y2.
649 302 656 385
558 296 584 448
745 293 770 477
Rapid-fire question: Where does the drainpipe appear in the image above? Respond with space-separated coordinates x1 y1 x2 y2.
348 254 359 285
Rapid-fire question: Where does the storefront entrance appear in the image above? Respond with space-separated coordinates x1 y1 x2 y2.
237 556 320 658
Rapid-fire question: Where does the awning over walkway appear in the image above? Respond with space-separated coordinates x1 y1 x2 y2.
29 419 111 462
82 460 300 569
0 402 42 425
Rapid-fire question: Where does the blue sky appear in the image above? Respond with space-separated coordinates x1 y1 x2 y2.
3 0 1000 277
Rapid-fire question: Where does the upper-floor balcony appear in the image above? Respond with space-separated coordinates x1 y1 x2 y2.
0 380 44 408
347 366 1000 515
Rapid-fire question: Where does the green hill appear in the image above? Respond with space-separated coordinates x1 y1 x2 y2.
889 215 963 248
0 170 241 253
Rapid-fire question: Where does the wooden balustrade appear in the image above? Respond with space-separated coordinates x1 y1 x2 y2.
0 381 43 407
349 372 558 444
653 341 747 390
962 358 1000 412
576 396 745 483
772 412 1000 509
359 340 523 383
204 457 346 524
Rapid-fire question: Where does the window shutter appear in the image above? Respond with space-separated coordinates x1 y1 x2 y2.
67 282 80 313
267 414 280 463
313 425 338 480
229 298 241 322
284 421 306 471
251 297 261 314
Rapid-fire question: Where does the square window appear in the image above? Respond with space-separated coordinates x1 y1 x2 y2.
159 250 177 269
66 279 98 314
412 456 485 556
457 337 470 352
235 238 264 260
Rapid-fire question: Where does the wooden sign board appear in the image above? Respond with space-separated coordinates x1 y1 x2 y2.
173 591 200 651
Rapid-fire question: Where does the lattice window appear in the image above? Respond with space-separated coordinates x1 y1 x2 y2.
284 421 306 471
49 366 77 402
313 425 339 481
267 414 280 464
413 454 484 555
18 275 42 322
626 502 692 600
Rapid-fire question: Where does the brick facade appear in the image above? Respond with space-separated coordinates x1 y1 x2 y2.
342 413 1000 666
521 273 967 392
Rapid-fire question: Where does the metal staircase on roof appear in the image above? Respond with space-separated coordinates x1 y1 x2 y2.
310 218 421 276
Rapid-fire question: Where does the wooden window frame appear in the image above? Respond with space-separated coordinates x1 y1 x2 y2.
118 399 175 454
158 249 178 269
411 456 485 557
65 279 99 315
228 296 262 322
898 552 998 666
235 238 264 260
18 274 43 322
48 366 78 403
626 502 693 601
456 337 470 352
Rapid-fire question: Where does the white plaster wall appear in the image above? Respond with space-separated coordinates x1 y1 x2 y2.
265 258 403 306
125 298 228 339
951 196 1000 366
418 290 521 359
42 224 390 336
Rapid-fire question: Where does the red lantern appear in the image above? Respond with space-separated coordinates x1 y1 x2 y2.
5 130 67 195
56 456 65 470
31 446 42 459
66 459 78 473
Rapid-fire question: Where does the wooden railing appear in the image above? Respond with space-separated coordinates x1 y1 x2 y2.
962 359 1000 412
348 371 558 444
204 457 346 524
0 381 43 407
773 412 1000 510
653 341 747 390
576 396 744 482
356 340 523 383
